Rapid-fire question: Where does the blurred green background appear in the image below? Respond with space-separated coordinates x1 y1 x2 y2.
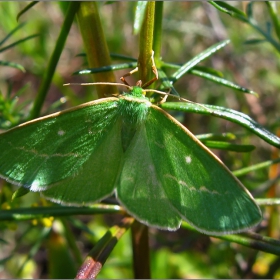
0 1 280 278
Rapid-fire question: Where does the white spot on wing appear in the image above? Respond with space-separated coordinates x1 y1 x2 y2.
185 156 192 164
58 130 65 136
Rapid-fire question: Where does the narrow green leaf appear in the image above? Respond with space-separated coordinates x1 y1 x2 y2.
244 38 268 45
162 62 225 78
110 53 138 61
171 39 230 83
233 158 280 177
77 52 138 62
201 140 255 152
209 1 247 22
0 205 122 221
189 68 258 96
254 176 280 197
0 22 26 46
246 2 254 20
16 227 51 277
0 225 34 266
163 60 257 95
267 21 273 37
0 238 9 245
0 34 39 53
196 132 236 141
0 60 25 72
158 68 180 96
161 102 280 148
212 1 280 53
191 65 224 77
218 233 280 256
11 186 30 201
182 221 280 256
0 255 13 265
16 1 39 21
68 217 95 235
47 224 77 279
256 198 280 206
73 62 137 75
266 1 280 41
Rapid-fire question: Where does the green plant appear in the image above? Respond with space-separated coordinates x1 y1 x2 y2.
1 2 280 278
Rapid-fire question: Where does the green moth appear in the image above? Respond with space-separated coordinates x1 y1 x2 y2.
0 82 261 235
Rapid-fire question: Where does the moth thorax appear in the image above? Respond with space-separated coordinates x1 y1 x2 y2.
118 98 149 125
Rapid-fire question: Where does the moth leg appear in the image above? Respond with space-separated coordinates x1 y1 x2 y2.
120 50 159 88
142 50 159 88
120 67 139 86
157 88 171 104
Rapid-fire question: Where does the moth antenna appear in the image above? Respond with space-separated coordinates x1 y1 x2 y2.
144 88 213 113
63 82 133 91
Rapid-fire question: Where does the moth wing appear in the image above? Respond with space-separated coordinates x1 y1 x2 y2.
0 98 123 204
143 106 262 234
41 113 123 205
118 105 261 234
116 113 182 231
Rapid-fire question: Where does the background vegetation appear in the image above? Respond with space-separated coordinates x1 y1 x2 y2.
0 1 280 278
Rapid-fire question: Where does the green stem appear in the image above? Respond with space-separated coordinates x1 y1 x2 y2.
248 17 280 53
256 198 280 206
29 2 80 120
75 217 134 279
153 2 163 63
138 1 155 85
265 2 280 42
218 234 280 256
127 4 155 278
233 158 280 177
131 221 151 279
0 205 122 221
76 1 117 98
61 218 83 265
182 222 280 256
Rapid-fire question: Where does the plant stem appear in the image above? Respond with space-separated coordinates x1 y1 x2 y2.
129 4 154 278
138 1 155 85
76 217 134 279
153 1 163 63
131 221 151 279
29 2 80 120
76 1 118 98
0 205 122 221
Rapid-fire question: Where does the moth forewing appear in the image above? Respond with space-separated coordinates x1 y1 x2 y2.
146 104 262 234
0 98 120 191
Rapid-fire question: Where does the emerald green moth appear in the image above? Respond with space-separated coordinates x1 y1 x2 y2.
0 67 262 235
